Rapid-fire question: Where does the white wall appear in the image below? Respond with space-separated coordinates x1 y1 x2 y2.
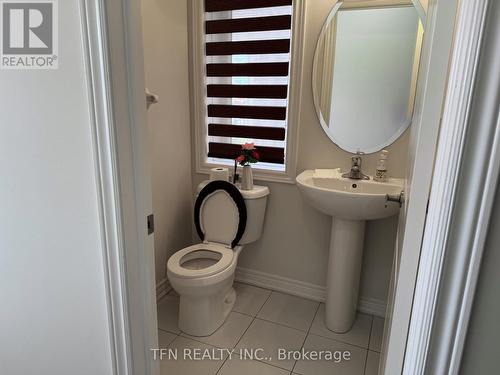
456 1 499 372
0 1 113 374
193 0 410 306
458 147 500 370
141 0 193 284
459 203 500 372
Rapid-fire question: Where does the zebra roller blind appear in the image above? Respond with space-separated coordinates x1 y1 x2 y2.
204 0 293 168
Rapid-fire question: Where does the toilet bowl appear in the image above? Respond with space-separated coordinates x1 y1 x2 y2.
167 180 269 336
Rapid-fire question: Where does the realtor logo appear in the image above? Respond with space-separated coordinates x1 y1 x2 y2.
1 0 58 69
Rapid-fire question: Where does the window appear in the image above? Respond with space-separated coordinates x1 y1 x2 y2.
192 0 303 181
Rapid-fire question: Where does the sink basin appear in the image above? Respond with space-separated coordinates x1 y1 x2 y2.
296 169 404 220
296 169 404 333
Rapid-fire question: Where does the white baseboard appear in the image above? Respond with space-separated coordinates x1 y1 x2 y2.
235 266 326 301
156 278 171 301
235 266 386 318
357 296 387 318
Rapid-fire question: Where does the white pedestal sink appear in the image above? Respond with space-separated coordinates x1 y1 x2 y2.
296 169 404 332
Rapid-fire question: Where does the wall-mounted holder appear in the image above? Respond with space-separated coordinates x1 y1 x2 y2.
145 89 159 109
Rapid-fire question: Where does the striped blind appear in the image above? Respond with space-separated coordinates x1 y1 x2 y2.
204 0 293 168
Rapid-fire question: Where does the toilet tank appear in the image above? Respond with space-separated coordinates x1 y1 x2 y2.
197 181 269 245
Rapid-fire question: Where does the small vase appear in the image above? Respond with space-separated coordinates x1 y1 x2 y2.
241 165 254 190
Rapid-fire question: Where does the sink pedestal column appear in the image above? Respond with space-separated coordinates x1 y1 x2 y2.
325 218 365 333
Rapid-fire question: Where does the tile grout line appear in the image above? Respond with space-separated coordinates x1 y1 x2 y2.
362 315 375 375
305 332 376 353
223 290 301 373
178 333 223 350
158 327 181 336
247 296 375 351
290 301 321 374
367 315 375 350
226 291 373 373
157 293 182 341
244 312 380 353
240 290 302 373
160 329 181 356
252 315 315 333
160 286 273 373
304 308 378 352
161 286 377 374
173 291 274 351
215 288 274 375
254 312 375 353
368 317 383 353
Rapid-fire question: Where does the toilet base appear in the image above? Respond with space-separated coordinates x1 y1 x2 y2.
178 285 236 337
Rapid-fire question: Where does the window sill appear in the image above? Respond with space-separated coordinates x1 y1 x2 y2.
196 163 296 184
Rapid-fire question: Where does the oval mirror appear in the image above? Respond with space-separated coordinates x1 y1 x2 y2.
312 1 424 154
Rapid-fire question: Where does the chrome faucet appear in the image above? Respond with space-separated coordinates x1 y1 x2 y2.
342 154 370 180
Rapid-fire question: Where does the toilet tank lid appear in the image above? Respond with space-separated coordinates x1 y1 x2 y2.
198 181 269 199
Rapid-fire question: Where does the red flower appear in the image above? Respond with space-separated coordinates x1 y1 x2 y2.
235 155 245 163
252 151 260 160
242 142 256 150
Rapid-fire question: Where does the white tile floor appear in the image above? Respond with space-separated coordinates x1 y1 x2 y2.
156 283 384 375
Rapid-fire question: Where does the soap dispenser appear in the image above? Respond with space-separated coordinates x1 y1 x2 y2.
374 150 389 182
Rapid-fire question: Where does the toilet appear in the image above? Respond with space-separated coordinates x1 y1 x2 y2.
167 180 269 336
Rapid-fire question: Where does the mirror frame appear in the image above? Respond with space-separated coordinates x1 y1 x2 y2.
312 1 425 154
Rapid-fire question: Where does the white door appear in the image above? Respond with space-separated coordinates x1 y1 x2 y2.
380 0 460 373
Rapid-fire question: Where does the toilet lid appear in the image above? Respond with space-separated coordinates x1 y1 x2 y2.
194 181 247 248
167 243 234 279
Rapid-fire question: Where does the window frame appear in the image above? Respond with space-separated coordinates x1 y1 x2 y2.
189 0 305 184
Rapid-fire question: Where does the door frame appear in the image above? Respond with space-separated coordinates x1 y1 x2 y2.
81 0 159 374
385 0 494 374
403 0 490 372
382 0 462 370
410 0 499 373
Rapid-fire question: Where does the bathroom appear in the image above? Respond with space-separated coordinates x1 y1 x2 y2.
144 0 427 374
4 0 500 373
